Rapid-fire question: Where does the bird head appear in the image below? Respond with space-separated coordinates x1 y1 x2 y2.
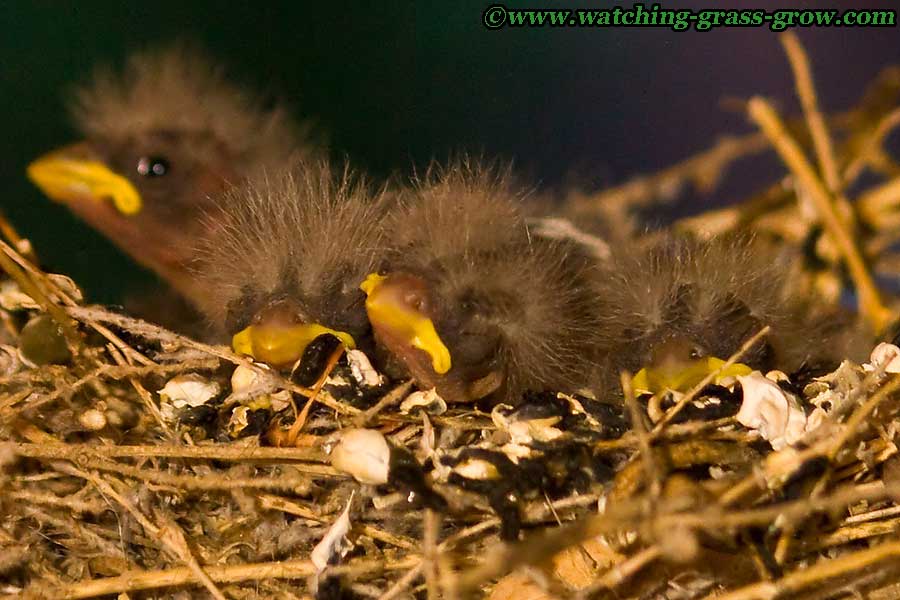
630 329 755 395
27 45 304 302
230 297 355 369
361 268 515 403
193 162 387 369
603 236 813 395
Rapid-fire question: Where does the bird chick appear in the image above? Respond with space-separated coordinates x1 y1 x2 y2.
360 164 610 405
27 45 310 304
192 161 389 369
599 234 854 395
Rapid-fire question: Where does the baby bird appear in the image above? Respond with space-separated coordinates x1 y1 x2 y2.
361 164 611 405
27 45 310 304
598 234 856 395
192 161 389 369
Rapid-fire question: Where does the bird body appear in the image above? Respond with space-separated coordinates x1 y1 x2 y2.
597 234 859 395
363 163 612 404
192 161 391 368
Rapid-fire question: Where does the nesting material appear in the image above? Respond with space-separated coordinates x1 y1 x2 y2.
346 349 385 388
311 492 355 573
329 428 391 485
8 35 900 600
867 342 900 374
400 388 447 415
7 256 900 598
735 371 807 450
158 373 221 424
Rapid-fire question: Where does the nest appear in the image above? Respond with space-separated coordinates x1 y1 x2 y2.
6 33 900 600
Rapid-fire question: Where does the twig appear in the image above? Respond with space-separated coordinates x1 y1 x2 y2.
423 509 441 600
55 463 227 600
355 380 414 426
844 107 900 187
575 545 662 599
780 32 841 194
844 504 900 525
748 97 891 332
801 517 900 553
566 133 770 216
8 489 107 514
701 540 900 600
0 208 37 262
105 342 170 436
15 555 420 600
621 371 662 498
284 344 346 445
79 456 339 489
11 441 326 463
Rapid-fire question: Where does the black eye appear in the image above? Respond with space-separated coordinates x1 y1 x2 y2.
137 156 169 177
689 346 706 360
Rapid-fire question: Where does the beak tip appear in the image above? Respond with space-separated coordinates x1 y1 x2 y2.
25 157 49 187
24 150 143 215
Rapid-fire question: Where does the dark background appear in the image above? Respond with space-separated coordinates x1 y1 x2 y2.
1 1 898 303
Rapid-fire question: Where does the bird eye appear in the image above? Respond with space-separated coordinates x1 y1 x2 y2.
403 291 424 311
136 156 169 177
689 346 706 360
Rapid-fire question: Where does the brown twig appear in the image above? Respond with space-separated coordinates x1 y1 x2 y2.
780 32 841 194
748 97 891 333
621 371 662 498
16 555 420 600
11 441 326 463
701 540 900 600
565 133 770 217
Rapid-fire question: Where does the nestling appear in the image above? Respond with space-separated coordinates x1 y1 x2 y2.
598 234 858 395
361 163 611 405
26 45 311 304
192 161 390 369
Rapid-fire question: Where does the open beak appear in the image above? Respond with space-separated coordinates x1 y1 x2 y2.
27 143 142 216
360 272 452 375
631 357 753 395
232 322 355 368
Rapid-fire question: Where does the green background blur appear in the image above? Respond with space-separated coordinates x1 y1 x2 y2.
1 1 899 303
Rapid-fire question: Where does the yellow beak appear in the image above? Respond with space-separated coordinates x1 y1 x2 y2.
360 272 452 375
631 357 753 395
27 149 142 216
232 322 355 368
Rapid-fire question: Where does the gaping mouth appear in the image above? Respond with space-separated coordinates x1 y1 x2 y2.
360 272 452 375
631 356 753 395
232 322 356 368
27 145 142 216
